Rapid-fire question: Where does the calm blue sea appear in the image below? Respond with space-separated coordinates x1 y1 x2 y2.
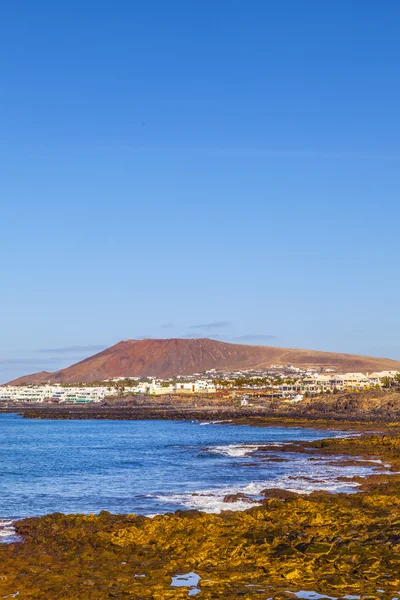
0 414 381 522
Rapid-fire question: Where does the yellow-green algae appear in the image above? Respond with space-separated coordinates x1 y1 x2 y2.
2 434 400 599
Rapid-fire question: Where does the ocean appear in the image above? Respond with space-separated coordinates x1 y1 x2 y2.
0 414 386 532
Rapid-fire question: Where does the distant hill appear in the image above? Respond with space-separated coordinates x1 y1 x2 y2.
10 371 53 385
6 338 400 385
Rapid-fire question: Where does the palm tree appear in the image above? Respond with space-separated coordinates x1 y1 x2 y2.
394 372 400 387
381 376 392 389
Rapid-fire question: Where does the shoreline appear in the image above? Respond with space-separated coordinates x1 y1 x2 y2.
0 418 370 524
2 392 400 597
2 417 400 597
3 400 400 431
1 388 399 430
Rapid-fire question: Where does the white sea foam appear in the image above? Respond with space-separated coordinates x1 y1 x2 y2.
207 444 261 457
154 452 393 514
154 474 360 514
199 420 233 426
0 520 19 543
156 490 261 514
205 441 289 457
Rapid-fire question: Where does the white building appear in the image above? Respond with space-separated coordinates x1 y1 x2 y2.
368 371 399 384
0 384 106 403
174 380 216 394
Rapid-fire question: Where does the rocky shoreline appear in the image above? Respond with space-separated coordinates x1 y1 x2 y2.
1 427 400 598
2 389 400 428
2 393 400 598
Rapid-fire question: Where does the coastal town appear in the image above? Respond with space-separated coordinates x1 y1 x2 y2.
1 366 399 404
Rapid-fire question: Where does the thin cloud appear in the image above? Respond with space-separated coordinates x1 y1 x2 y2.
181 333 206 339
0 358 63 366
181 333 225 340
35 345 106 354
160 323 174 329
191 321 231 330
232 334 276 343
0 357 73 370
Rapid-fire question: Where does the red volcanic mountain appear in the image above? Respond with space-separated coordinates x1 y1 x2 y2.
7 338 400 385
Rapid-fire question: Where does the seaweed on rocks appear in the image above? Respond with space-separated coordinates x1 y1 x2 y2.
1 433 400 598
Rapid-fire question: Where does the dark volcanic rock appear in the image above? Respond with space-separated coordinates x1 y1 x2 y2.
223 493 253 503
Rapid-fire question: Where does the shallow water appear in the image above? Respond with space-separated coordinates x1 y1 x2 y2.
171 572 201 596
0 414 386 523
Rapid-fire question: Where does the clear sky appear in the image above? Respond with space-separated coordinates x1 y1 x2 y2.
1 0 400 382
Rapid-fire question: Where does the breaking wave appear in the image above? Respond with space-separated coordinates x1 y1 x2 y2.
206 444 261 457
153 448 393 514
0 520 19 544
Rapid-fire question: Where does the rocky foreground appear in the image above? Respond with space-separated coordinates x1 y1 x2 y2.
2 432 400 598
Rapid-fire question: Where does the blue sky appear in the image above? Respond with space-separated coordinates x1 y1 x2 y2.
1 1 400 381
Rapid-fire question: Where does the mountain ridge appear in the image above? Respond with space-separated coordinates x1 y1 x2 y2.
6 338 400 385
